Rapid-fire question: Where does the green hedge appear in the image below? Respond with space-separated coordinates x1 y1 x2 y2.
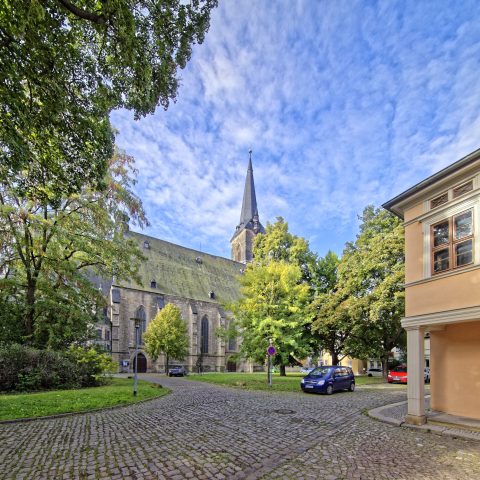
0 344 116 392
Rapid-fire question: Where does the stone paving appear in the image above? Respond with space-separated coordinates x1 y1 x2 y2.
1 375 479 479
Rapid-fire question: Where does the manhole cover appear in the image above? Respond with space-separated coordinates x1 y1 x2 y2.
273 409 296 415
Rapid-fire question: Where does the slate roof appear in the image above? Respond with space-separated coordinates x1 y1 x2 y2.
115 231 244 304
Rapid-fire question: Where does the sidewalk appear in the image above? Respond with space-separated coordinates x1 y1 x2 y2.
368 396 480 442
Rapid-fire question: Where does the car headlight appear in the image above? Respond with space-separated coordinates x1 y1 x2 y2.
317 380 325 386
301 378 305 384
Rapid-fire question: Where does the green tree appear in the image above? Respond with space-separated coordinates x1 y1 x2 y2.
229 261 312 376
143 303 189 373
311 251 357 366
339 206 405 377
254 217 318 282
0 148 147 348
313 206 405 374
1 0 218 197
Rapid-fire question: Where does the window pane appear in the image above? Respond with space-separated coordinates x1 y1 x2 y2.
453 181 473 198
456 240 473 266
431 193 448 209
454 211 472 240
433 249 449 273
433 221 449 246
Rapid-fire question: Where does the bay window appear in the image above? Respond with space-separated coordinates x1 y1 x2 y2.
432 209 473 274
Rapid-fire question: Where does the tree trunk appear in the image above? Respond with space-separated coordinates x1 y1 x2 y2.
279 365 286 376
381 354 390 380
331 351 339 366
24 279 36 341
165 354 169 375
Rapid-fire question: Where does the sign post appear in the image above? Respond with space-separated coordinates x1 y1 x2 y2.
266 338 276 387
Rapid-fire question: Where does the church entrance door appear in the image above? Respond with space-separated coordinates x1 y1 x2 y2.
227 360 237 372
134 353 147 373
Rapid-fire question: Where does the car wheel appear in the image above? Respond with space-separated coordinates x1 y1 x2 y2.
168 373 172 377
326 385 333 395
368 373 372 377
349 382 355 392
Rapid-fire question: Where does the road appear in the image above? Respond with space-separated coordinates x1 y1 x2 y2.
1 375 479 479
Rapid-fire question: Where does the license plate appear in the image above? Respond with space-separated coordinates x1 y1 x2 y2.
393 377 399 380
306 385 314 388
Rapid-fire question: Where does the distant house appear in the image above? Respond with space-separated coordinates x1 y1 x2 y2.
384 148 480 424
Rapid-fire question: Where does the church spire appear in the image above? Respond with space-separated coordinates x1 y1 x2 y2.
231 150 265 263
239 149 259 226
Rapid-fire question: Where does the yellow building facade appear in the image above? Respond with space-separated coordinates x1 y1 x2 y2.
384 149 480 424
317 352 367 376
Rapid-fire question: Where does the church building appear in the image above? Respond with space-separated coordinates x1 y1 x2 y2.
106 153 265 373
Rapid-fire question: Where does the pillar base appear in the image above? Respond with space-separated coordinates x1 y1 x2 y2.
405 414 427 425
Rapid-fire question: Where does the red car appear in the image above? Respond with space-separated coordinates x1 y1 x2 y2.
387 365 408 384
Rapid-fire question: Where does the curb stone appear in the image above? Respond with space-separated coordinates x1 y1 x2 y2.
368 397 480 442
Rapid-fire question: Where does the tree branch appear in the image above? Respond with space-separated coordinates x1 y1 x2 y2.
56 0 107 25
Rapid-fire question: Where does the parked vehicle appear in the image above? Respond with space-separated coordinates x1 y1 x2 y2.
301 366 355 394
387 365 408 383
299 367 315 375
387 365 430 384
366 367 383 377
168 365 187 377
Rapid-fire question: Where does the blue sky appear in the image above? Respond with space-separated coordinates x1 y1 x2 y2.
111 0 480 259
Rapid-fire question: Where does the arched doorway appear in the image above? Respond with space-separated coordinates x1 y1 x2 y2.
227 360 237 372
133 353 147 373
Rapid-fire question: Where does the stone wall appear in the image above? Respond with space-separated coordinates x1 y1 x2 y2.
110 285 241 373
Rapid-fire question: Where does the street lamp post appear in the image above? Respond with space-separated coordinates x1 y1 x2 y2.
130 317 141 397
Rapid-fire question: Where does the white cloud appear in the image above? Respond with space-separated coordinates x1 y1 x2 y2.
111 0 480 258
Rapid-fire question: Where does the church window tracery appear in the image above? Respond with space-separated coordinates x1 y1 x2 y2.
200 316 209 354
135 306 147 344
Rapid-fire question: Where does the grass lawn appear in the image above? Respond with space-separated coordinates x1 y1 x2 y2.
0 377 169 421
186 372 385 392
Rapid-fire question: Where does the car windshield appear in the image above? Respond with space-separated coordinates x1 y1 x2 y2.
392 366 407 372
308 367 332 377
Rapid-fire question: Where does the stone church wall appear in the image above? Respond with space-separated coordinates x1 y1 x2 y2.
110 286 237 373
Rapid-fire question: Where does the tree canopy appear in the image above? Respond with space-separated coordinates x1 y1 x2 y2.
0 148 147 348
0 0 218 197
312 206 405 372
254 217 318 282
144 303 189 372
229 261 312 376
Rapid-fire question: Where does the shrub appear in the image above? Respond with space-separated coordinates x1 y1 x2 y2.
0 344 78 391
0 344 116 392
65 346 117 387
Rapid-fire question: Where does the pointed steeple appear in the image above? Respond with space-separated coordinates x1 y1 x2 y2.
231 150 265 263
239 149 259 227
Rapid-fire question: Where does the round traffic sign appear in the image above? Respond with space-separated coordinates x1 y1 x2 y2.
267 345 276 356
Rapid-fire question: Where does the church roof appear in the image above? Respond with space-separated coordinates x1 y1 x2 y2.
232 152 265 240
114 231 244 304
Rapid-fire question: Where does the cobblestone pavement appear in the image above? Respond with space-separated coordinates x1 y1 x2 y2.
1 376 479 480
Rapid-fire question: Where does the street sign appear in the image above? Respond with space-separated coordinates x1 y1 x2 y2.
267 345 276 356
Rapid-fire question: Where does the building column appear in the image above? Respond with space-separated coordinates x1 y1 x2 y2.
405 326 426 425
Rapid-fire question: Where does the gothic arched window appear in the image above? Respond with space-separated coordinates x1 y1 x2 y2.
135 306 147 345
200 316 209 354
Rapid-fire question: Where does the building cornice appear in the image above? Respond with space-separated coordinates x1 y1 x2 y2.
383 149 480 218
402 305 480 329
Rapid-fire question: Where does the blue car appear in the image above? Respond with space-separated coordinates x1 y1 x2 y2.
301 366 355 394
